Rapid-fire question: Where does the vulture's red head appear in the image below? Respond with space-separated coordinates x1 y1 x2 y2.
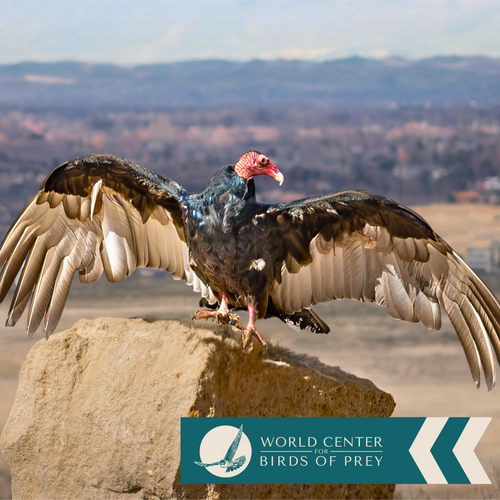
234 151 284 185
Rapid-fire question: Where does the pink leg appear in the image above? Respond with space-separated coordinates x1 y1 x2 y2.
242 304 268 351
247 304 257 329
219 295 229 316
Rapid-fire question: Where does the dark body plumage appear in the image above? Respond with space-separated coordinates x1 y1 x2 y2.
186 168 276 317
2 153 500 389
185 166 326 331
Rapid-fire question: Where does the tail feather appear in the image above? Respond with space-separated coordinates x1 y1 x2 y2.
267 301 330 334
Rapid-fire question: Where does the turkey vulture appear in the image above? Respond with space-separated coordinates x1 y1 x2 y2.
1 151 500 389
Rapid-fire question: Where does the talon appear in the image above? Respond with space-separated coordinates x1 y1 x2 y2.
252 329 268 348
241 326 267 353
217 313 229 325
240 303 267 352
193 310 216 321
230 319 245 331
193 296 235 326
193 304 239 326
242 329 254 353
224 313 239 325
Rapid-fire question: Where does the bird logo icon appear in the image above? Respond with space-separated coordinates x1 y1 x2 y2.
195 424 249 475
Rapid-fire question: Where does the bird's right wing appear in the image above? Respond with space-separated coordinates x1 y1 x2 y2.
224 425 244 461
0 154 216 338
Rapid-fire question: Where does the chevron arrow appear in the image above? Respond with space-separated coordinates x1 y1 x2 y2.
409 417 491 484
453 417 491 484
409 417 448 484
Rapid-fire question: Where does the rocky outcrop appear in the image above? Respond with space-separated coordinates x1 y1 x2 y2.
1 318 395 499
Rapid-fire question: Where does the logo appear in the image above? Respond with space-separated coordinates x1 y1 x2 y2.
182 417 492 484
194 424 252 477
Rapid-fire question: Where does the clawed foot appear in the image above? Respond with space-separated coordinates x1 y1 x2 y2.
192 304 268 353
192 309 240 326
242 326 268 353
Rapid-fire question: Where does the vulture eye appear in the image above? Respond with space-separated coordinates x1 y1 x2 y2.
259 155 269 166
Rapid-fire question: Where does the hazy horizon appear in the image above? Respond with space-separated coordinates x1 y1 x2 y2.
2 53 500 68
2 0 500 65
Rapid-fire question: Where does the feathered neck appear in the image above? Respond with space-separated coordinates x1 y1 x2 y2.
203 166 255 201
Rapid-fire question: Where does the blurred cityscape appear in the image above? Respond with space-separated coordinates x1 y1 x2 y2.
1 57 500 267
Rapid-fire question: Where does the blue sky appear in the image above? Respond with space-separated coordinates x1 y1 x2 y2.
1 0 499 64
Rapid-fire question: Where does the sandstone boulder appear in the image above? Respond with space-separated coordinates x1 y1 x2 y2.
1 318 395 499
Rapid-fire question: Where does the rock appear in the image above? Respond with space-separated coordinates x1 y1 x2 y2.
1 318 395 500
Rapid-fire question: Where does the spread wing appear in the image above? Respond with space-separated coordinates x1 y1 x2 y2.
224 425 243 461
225 456 246 473
0 154 216 338
255 190 500 390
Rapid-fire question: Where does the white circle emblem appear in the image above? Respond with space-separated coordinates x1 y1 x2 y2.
198 425 252 477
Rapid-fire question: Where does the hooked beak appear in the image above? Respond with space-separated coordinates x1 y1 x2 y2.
274 171 284 186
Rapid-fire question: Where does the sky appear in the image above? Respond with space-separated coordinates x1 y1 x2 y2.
1 0 500 65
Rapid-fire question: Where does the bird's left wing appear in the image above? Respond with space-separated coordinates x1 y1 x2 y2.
223 425 244 461
255 190 500 389
0 154 216 338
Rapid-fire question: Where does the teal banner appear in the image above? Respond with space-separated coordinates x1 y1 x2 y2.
180 417 491 485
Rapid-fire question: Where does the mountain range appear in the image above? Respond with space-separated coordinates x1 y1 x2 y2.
1 56 500 109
